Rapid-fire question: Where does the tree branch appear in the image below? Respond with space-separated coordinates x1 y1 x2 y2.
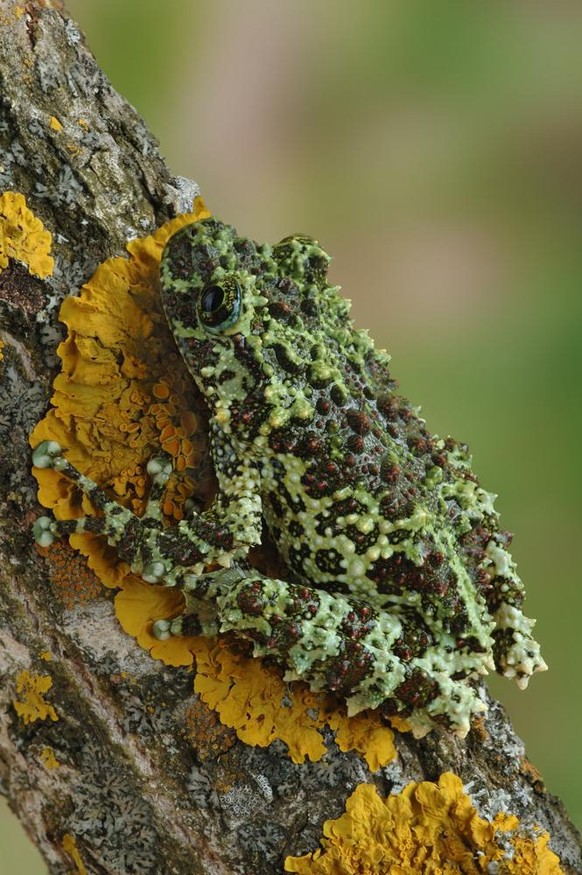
0 2 580 873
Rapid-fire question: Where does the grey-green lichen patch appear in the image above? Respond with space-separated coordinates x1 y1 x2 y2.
65 742 163 874
0 6 183 261
0 334 48 504
33 217 547 737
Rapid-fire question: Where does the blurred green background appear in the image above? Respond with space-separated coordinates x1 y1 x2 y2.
4 1 582 870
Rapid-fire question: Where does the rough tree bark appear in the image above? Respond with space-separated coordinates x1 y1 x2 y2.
0 2 580 873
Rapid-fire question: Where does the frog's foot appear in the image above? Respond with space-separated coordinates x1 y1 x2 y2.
197 569 493 737
32 440 70 475
32 441 183 582
32 440 165 543
492 603 548 688
142 456 173 521
149 565 267 646
33 514 67 548
153 615 210 639
151 570 237 639
33 441 172 516
152 613 219 640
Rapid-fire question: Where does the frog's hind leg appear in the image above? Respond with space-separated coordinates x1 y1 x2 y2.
152 567 488 737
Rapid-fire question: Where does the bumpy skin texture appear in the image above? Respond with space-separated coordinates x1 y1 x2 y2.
33 218 546 737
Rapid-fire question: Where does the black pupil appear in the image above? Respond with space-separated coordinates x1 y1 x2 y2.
201 285 224 314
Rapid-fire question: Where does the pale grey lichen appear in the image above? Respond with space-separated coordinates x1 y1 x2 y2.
34 165 84 209
36 58 64 93
237 821 286 869
165 176 201 215
219 783 267 824
64 19 82 46
66 744 162 874
186 763 220 810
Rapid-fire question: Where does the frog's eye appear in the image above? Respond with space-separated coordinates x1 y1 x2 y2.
197 277 242 333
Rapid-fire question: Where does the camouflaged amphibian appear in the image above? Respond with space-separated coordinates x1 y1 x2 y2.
33 218 546 737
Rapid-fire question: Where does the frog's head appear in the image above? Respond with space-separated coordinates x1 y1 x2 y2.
160 218 358 447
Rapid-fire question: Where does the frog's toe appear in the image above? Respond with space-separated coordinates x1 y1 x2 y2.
425 677 488 738
152 618 174 639
142 455 174 521
141 561 167 584
152 615 190 639
32 440 66 471
33 515 58 547
146 456 173 486
152 606 216 639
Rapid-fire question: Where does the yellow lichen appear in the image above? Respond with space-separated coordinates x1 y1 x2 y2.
31 198 396 770
284 771 564 874
510 833 563 874
328 710 396 772
387 714 414 735
0 338 4 361
117 577 396 766
0 191 54 278
192 635 327 763
62 833 87 875
40 746 60 769
49 115 63 132
191 634 395 767
114 577 192 667
13 670 58 724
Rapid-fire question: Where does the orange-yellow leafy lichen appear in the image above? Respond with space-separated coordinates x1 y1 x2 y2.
13 670 58 724
191 634 395 767
40 746 60 769
114 579 395 765
284 771 564 874
31 198 396 769
0 191 54 278
49 115 63 132
511 833 563 874
328 711 396 772
62 833 87 875
387 714 414 735
114 577 193 667
192 635 326 763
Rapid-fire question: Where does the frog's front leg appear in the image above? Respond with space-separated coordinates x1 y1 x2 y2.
32 439 262 585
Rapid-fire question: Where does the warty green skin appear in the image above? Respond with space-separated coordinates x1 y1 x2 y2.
33 217 546 738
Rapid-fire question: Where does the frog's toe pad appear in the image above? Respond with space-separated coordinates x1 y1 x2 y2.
146 456 173 486
32 440 65 470
153 617 184 640
33 515 57 547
